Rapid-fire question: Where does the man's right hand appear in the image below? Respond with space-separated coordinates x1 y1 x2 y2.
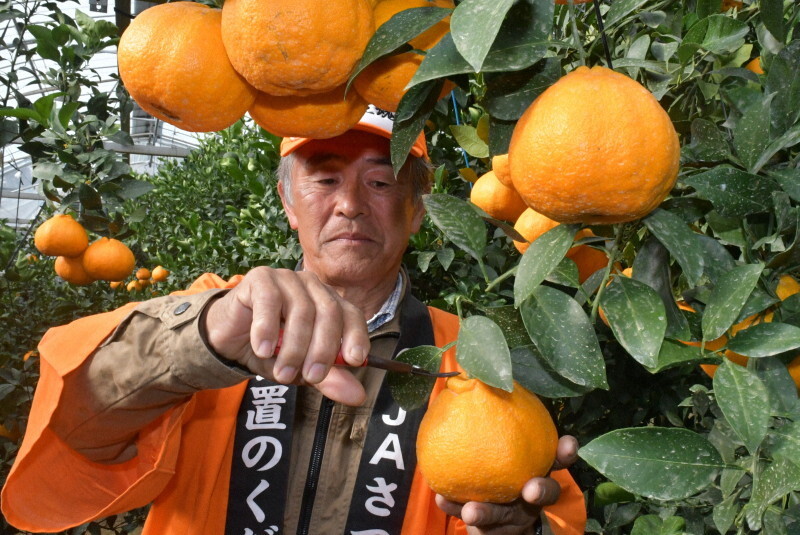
202 267 370 406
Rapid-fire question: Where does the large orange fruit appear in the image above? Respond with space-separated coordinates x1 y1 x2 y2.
118 2 257 132
34 214 88 258
221 0 374 97
417 376 558 503
55 254 95 286
470 171 528 222
509 66 680 224
82 238 136 282
249 85 369 139
353 0 454 111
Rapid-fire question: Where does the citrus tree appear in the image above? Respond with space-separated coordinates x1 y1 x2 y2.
3 0 800 534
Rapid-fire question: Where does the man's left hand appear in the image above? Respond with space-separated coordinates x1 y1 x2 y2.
435 435 578 534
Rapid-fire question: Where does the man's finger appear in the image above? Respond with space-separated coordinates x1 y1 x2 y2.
314 367 366 406
521 476 561 506
552 435 579 471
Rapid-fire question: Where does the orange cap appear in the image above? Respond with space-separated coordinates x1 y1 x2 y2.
279 105 428 160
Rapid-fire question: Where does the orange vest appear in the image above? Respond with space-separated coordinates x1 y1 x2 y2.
1 273 586 534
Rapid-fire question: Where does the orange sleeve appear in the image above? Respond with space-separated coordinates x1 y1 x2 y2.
0 273 240 533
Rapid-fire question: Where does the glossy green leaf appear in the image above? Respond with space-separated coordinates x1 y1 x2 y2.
647 339 708 374
480 305 530 348
423 193 486 263
116 178 154 200
579 428 724 500
450 0 515 72
520 285 608 389
511 345 591 398
725 323 800 357
696 234 738 285
760 0 785 39
604 0 650 29
484 58 560 121
632 237 690 340
713 493 740 535
348 6 451 87
513 223 579 307
678 15 749 63
602 277 667 368
449 125 489 158
683 167 777 217
752 357 800 417
733 95 774 173
631 515 685 535
771 169 800 203
685 118 729 162
750 123 800 174
714 359 770 454
765 40 800 135
643 208 705 286
392 80 442 174
771 420 800 468
702 263 764 341
388 346 442 410
456 315 513 391
745 459 800 530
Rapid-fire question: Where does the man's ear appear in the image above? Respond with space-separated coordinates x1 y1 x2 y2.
277 180 299 230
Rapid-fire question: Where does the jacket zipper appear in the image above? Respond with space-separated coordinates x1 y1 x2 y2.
296 396 335 535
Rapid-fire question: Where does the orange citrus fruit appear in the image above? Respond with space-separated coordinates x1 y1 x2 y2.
127 279 144 292
249 85 369 139
109 281 123 290
135 267 152 281
152 265 170 282
118 2 257 132
776 274 800 301
470 171 528 222
722 0 744 10
787 355 800 391
34 214 88 258
509 66 680 224
492 154 512 188
745 57 764 74
353 0 453 112
417 376 558 503
221 0 374 96
82 238 136 282
55 254 95 286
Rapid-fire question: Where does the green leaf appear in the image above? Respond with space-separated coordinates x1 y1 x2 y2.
697 234 738 285
392 80 442 174
32 92 66 123
602 277 667 368
631 515 685 535
410 0 554 86
579 428 724 501
456 315 513 390
484 58 560 121
510 345 591 398
713 492 740 535
678 15 749 63
78 183 102 210
0 107 44 123
714 359 770 454
513 223 579 307
725 322 800 357
648 339 706 373
57 101 80 129
760 0 786 43
450 0 515 72
683 167 777 217
116 178 155 200
520 285 607 389
423 193 486 263
348 6 451 87
733 95 774 173
632 237 691 340
772 420 800 468
604 0 650 29
685 118 729 162
745 459 800 530
752 357 800 417
388 346 442 410
449 125 489 157
643 208 705 286
702 263 764 341
751 123 800 175
765 41 800 136
480 305 530 348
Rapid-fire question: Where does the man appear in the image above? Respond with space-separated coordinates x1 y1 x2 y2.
2 107 586 534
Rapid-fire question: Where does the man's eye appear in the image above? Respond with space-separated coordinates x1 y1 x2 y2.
371 180 392 188
317 178 337 185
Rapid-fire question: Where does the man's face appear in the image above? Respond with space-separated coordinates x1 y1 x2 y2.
279 130 426 289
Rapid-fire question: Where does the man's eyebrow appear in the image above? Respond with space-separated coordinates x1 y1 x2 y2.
304 153 348 167
365 156 392 167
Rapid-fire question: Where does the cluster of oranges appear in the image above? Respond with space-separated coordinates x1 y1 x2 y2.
117 0 453 138
33 213 160 288
110 264 170 293
471 66 680 283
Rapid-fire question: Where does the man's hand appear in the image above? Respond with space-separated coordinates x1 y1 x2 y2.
202 267 370 405
435 436 579 534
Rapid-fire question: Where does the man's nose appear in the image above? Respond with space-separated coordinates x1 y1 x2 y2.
335 178 369 218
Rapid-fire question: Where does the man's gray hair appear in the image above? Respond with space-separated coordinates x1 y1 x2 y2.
276 152 433 205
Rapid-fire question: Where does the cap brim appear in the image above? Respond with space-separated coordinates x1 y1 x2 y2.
279 122 428 160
